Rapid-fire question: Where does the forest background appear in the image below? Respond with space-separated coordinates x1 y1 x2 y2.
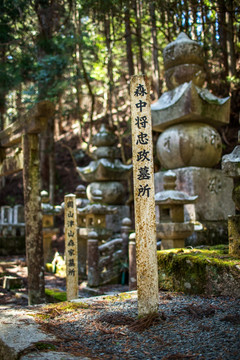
0 0 239 207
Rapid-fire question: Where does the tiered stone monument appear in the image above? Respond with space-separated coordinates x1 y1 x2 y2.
151 32 235 245
155 170 197 249
77 124 132 232
222 132 240 256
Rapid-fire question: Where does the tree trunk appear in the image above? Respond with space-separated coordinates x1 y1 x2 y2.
190 0 198 40
133 0 145 74
23 133 45 305
150 2 161 98
225 3 236 79
48 116 55 205
124 1 134 76
104 14 114 127
77 17 95 152
217 0 228 79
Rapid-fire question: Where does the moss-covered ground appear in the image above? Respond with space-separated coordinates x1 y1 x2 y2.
157 245 240 296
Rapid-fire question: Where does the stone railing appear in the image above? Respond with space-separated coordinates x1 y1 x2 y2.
0 205 25 255
87 218 132 287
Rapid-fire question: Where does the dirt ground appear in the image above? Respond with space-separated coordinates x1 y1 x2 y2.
0 255 129 306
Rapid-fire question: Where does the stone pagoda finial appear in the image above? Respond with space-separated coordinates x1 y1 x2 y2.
163 32 205 90
163 170 177 190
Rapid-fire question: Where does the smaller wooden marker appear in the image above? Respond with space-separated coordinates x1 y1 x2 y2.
64 194 78 300
130 75 159 317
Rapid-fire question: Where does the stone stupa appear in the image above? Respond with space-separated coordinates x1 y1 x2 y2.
77 124 132 232
151 32 235 245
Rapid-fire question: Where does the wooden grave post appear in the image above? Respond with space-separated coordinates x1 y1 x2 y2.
64 194 79 300
130 75 159 317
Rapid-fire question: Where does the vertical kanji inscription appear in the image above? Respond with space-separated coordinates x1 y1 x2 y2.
64 194 78 300
130 75 159 317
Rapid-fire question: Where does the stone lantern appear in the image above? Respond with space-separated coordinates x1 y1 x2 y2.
152 32 234 245
78 190 117 242
155 170 197 249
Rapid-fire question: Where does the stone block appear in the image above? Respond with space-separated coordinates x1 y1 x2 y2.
157 248 240 297
185 220 229 246
155 167 235 222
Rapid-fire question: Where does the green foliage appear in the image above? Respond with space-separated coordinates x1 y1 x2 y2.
1 0 239 131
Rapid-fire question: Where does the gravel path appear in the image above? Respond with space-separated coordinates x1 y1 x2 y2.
34 291 240 360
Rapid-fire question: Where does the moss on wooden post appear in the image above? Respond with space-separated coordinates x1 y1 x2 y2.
23 133 45 305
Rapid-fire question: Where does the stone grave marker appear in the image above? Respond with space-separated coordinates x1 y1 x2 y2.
64 194 78 300
130 74 159 317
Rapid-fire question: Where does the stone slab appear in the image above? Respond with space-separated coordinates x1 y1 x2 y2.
21 352 90 360
155 167 235 222
0 306 53 360
0 305 92 360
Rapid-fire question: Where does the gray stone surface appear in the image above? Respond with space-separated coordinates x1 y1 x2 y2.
86 181 126 204
106 205 130 232
0 306 91 360
151 81 230 131
156 122 222 169
0 306 53 360
163 32 204 70
21 352 90 360
185 220 229 246
155 167 235 222
222 145 240 178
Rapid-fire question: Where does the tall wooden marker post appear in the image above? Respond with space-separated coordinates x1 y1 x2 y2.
64 194 79 300
130 75 159 317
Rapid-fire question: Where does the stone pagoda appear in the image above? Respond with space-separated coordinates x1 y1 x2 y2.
155 170 197 249
151 32 235 245
77 124 132 232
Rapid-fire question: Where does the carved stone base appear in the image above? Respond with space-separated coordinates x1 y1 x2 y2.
161 239 185 250
185 220 229 246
